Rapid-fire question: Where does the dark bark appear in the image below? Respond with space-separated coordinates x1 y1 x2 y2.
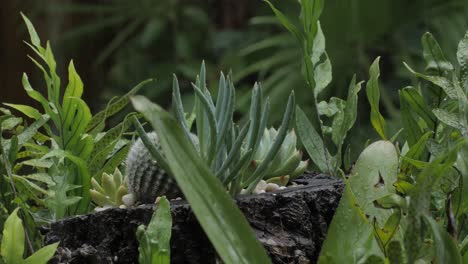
44 173 343 264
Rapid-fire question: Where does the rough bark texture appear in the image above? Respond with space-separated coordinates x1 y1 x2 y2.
44 173 343 264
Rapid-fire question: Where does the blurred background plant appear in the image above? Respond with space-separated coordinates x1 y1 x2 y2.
2 0 468 154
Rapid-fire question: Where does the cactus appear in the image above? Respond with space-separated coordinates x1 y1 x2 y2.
90 168 128 207
125 132 180 204
248 128 308 186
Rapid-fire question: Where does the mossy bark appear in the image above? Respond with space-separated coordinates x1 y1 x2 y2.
44 173 343 264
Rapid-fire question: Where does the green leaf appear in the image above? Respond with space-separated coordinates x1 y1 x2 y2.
319 181 377 264
400 131 432 176
433 108 466 131
245 92 295 191
171 75 191 141
132 96 271 264
314 54 332 98
1 208 25 264
311 21 326 65
373 211 400 251
422 214 462 264
17 114 49 147
137 196 172 264
421 32 454 74
21 13 41 48
405 143 463 263
366 57 387 139
399 87 436 130
62 61 85 134
264 0 303 44
23 243 59 264
86 79 153 132
399 90 423 146
374 194 407 212
404 63 458 100
296 106 331 173
333 76 363 149
3 104 42 120
457 30 468 90
319 141 398 263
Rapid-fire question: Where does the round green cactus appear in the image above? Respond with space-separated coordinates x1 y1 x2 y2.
90 168 128 207
125 132 183 204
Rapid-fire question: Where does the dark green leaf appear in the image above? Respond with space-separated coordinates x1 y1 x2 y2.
296 106 331 173
421 32 454 74
132 95 271 264
366 57 387 139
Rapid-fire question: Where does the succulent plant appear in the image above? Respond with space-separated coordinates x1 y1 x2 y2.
247 128 308 186
133 62 301 196
250 128 309 185
90 168 128 208
125 132 181 204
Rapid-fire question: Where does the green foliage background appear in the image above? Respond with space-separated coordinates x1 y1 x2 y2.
2 0 467 157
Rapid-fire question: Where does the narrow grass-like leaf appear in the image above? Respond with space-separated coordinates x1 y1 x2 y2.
215 78 235 157
215 72 227 120
171 75 190 140
132 95 271 264
192 83 217 164
216 121 250 180
366 57 387 139
246 83 262 151
264 0 303 44
131 116 171 175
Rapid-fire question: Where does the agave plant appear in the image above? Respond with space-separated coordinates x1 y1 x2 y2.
133 62 302 197
90 168 128 208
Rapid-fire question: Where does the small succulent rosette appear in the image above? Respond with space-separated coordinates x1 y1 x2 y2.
90 168 128 209
247 128 308 193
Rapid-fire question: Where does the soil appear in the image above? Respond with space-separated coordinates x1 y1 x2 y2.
43 172 344 264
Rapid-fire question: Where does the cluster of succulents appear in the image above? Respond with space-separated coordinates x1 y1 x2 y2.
89 66 309 207
245 128 308 193
90 168 128 208
122 63 309 204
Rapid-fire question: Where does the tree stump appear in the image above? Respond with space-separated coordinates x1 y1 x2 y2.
44 173 343 264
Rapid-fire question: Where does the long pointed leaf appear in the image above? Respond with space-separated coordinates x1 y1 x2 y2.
132 95 271 264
